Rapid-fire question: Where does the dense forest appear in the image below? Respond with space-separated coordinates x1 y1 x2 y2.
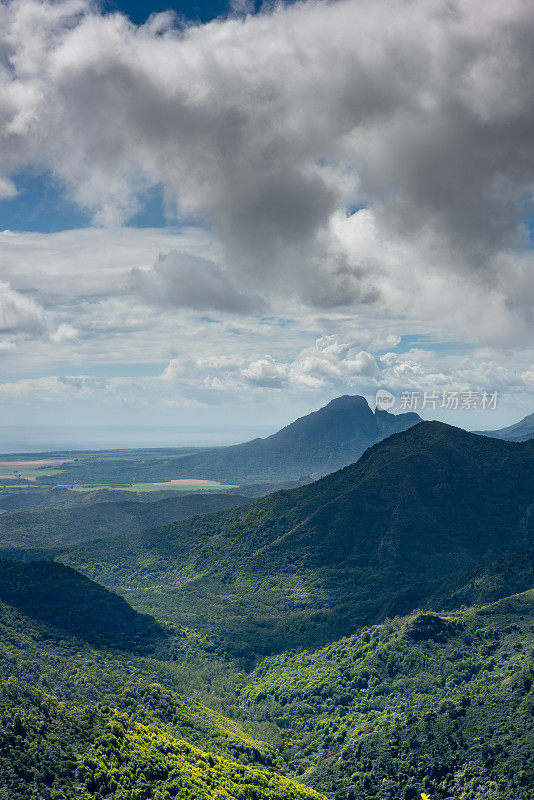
0 679 324 800
0 494 249 548
0 564 531 799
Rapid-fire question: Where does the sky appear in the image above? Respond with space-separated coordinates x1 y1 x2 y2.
1 0 534 450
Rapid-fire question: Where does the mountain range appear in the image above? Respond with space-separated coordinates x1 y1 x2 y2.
33 420 534 657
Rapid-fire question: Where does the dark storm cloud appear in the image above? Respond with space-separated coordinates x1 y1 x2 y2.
129 250 265 313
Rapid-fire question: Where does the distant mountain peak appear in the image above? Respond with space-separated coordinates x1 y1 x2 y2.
112 394 422 483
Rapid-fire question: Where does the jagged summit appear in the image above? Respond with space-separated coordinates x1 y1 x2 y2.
143 394 421 482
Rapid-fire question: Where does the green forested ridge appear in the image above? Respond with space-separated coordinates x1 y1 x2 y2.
0 573 289 776
242 591 534 727
0 485 227 512
78 714 324 800
0 569 233 708
0 483 295 515
304 665 534 800
0 493 249 548
0 596 278 766
122 683 276 765
0 678 105 800
428 548 534 610
239 591 534 798
48 422 534 656
33 396 420 485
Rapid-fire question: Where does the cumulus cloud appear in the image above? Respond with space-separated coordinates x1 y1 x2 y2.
50 322 78 342
222 336 380 390
242 355 291 388
129 250 265 313
4 332 534 435
0 0 533 338
0 281 46 334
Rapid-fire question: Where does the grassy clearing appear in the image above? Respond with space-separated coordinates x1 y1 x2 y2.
20 468 64 477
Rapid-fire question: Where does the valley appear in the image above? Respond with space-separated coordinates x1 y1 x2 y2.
0 398 532 799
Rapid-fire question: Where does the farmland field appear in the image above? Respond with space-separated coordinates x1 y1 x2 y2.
67 480 237 492
0 447 220 490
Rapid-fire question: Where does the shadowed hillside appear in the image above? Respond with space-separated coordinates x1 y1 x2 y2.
0 559 165 651
0 493 250 548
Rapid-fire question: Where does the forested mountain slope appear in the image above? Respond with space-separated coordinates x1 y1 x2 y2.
0 559 164 651
428 548 534 610
0 593 276 766
0 679 325 800
52 422 534 656
241 590 534 800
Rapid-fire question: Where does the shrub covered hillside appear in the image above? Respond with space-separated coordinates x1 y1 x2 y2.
0 679 326 800
240 591 534 799
0 594 277 768
305 664 534 800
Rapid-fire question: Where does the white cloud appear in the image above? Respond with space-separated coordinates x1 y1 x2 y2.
0 227 214 301
50 322 78 342
242 355 291 388
0 280 46 333
1 0 534 433
0 0 532 340
2 335 534 434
